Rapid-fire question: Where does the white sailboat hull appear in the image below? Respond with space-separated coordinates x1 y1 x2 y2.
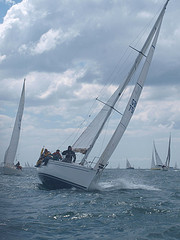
37 161 99 190
3 166 22 175
36 1 169 189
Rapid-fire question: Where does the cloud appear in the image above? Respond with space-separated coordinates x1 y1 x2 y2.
29 28 79 55
5 0 16 5
0 54 6 63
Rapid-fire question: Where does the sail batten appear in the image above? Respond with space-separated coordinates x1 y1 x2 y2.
4 79 25 167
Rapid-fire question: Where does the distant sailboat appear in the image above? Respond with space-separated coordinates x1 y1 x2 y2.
37 1 169 190
151 134 171 171
162 134 171 171
126 159 134 169
151 141 163 170
3 79 25 175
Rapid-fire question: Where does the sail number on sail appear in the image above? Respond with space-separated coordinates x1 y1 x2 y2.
129 99 137 114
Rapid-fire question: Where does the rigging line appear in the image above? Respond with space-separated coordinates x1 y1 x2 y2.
100 2 163 95
96 44 137 102
58 119 88 150
96 97 123 115
96 6 158 108
97 47 130 96
94 3 160 108
129 2 163 49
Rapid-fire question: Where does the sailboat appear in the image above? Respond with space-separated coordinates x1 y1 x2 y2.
126 159 134 169
151 147 160 170
162 134 171 171
151 134 171 171
151 141 163 170
3 79 25 175
37 1 169 190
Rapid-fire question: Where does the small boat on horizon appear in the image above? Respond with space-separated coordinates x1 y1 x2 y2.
126 159 134 169
151 134 171 171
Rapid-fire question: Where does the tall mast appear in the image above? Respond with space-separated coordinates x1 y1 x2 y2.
73 0 169 165
94 1 169 170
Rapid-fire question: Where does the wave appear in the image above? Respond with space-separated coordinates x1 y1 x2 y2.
95 178 160 191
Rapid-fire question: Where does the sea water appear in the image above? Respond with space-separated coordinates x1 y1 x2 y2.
0 167 180 240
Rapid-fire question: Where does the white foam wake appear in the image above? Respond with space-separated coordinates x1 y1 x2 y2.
96 178 160 191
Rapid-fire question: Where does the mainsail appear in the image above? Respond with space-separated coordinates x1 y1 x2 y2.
151 150 156 169
165 134 171 168
4 79 25 167
94 3 167 170
72 1 169 165
153 141 163 166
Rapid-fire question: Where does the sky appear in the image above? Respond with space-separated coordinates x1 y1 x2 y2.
0 0 180 169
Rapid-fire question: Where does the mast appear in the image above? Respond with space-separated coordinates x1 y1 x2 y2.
73 0 169 165
4 79 25 166
94 2 168 170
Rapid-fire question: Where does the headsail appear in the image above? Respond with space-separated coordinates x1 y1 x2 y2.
94 3 167 170
4 79 25 167
72 0 169 165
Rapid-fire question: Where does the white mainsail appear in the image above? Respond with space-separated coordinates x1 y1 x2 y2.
72 1 169 165
164 134 171 168
153 141 163 166
151 150 156 169
94 11 165 170
4 79 25 167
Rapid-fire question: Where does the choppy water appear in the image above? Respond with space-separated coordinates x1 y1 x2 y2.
0 167 180 240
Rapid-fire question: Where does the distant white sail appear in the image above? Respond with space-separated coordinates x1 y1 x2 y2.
126 159 134 169
164 134 171 168
151 150 156 169
153 141 163 166
4 79 25 167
